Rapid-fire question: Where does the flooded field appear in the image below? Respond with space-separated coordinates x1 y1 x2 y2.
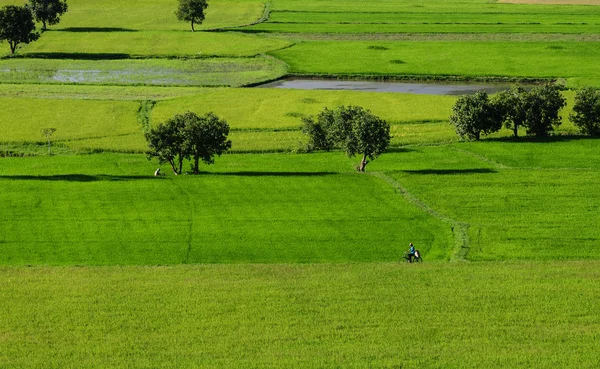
257 78 533 95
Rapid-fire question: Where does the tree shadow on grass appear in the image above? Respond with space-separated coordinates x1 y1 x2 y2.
484 134 595 144
0 174 160 182
56 27 138 33
200 171 337 177
403 168 497 175
386 147 416 153
16 52 131 60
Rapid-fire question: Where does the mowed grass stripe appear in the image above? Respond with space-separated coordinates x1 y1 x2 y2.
1 262 599 368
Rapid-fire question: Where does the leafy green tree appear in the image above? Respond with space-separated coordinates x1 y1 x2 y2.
0 5 39 54
301 108 335 152
450 91 502 141
303 105 391 172
493 85 528 138
523 84 566 137
570 87 600 137
27 0 68 31
145 114 186 175
176 0 208 32
183 112 232 174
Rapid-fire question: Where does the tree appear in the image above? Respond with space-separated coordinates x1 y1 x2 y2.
301 108 335 152
27 0 68 31
176 0 208 32
0 5 40 54
41 127 56 155
493 85 528 138
145 111 231 175
570 87 600 137
145 114 186 175
302 105 391 172
449 91 502 141
183 112 232 174
522 84 566 137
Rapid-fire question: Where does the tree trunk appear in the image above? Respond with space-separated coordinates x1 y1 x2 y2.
177 155 183 175
193 155 200 174
10 42 16 54
191 20 195 32
168 159 179 175
42 20 47 31
358 154 368 172
513 126 518 138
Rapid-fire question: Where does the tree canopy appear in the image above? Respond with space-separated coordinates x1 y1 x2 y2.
183 112 232 174
522 84 566 137
570 87 600 137
449 91 502 141
145 111 231 175
0 5 40 54
302 105 391 172
176 0 208 32
493 86 528 138
27 0 68 31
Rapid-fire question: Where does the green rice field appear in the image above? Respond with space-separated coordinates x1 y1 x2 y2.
2 262 599 368
2 0 600 367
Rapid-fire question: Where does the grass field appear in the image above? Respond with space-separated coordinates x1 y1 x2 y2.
2 0 600 366
1 262 600 368
0 57 287 87
271 41 600 87
0 152 454 265
1 140 599 265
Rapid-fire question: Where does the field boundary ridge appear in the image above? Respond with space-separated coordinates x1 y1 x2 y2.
371 171 470 261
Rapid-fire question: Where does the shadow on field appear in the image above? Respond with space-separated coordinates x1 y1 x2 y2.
57 27 138 33
485 135 594 143
202 171 337 177
404 168 496 175
20 52 131 60
386 147 416 153
0 174 158 182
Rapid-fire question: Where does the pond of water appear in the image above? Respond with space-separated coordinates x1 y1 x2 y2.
257 78 528 95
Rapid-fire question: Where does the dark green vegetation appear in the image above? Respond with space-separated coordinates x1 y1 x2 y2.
302 105 391 171
450 84 568 140
146 111 232 174
0 4 39 53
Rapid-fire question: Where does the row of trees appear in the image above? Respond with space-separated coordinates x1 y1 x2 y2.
450 84 600 140
148 106 390 174
0 0 67 53
145 111 232 175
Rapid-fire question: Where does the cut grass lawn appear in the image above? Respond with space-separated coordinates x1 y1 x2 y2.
1 262 599 368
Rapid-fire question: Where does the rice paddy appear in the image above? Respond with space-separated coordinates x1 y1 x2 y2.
2 0 600 367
